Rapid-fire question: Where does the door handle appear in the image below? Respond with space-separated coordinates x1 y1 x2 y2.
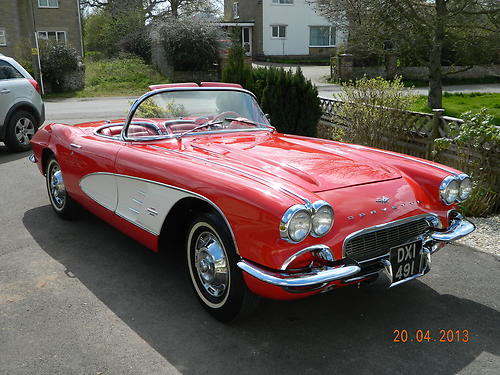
70 143 82 149
0 89 10 94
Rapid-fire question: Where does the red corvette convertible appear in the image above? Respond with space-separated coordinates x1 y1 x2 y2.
30 83 475 321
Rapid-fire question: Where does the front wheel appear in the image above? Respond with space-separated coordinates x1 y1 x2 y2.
186 212 259 322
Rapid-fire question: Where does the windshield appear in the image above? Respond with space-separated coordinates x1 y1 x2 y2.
126 89 271 139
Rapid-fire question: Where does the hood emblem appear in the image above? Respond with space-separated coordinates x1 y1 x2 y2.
376 196 391 204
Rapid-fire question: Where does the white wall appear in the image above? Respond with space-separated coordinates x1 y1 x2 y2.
262 0 345 56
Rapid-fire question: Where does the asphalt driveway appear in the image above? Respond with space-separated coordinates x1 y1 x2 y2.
0 146 499 375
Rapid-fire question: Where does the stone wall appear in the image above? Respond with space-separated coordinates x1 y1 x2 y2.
350 65 500 80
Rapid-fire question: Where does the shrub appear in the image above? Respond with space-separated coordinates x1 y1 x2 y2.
153 16 222 71
39 40 79 92
222 49 321 137
334 76 417 150
222 44 253 90
434 109 500 216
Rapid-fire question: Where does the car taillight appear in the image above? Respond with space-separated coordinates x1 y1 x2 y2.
28 79 41 95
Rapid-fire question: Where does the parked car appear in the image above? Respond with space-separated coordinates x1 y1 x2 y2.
29 83 475 321
0 54 44 152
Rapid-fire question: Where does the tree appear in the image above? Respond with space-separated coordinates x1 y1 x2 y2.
310 0 499 109
81 0 221 20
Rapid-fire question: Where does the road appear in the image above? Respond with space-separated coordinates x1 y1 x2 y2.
1 98 500 374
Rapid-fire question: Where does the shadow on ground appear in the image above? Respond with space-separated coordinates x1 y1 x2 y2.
0 146 31 165
23 205 500 375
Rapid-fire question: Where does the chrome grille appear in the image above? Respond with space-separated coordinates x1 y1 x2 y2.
344 217 431 262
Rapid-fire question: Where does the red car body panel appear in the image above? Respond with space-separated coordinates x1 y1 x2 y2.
30 90 466 301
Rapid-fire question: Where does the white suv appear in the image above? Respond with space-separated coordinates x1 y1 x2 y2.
0 55 45 152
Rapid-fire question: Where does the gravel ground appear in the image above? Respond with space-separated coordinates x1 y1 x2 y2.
458 215 500 259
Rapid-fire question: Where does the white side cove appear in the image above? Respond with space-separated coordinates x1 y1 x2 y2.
262 0 347 56
80 173 192 236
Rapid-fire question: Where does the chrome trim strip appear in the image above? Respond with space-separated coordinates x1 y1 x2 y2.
128 207 140 214
79 172 240 254
342 213 438 258
237 259 361 288
330 141 457 175
115 211 158 236
280 245 333 271
150 146 310 205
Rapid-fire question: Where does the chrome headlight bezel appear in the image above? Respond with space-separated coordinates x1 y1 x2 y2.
280 200 334 243
440 174 471 205
310 200 335 238
280 204 312 243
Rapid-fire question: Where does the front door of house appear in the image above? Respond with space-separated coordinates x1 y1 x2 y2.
242 27 252 56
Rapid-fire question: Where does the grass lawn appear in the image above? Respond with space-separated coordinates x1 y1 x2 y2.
409 92 500 125
44 57 167 99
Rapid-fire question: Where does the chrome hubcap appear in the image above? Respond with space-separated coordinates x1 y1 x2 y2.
14 118 35 145
50 165 66 208
194 232 228 298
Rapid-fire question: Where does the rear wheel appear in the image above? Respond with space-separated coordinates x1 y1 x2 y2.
186 212 259 322
4 110 38 152
45 156 79 219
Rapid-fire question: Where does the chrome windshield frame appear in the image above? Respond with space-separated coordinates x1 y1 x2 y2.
120 87 269 142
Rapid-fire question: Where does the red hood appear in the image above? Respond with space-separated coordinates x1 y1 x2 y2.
155 132 401 192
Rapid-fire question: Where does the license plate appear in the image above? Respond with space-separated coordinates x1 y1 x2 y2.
390 240 423 283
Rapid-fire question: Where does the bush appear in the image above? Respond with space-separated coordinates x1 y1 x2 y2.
222 48 321 137
39 40 79 92
434 109 500 216
334 76 417 150
222 44 253 90
153 16 222 71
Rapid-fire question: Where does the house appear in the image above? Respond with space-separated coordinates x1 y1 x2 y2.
0 0 83 59
222 0 345 59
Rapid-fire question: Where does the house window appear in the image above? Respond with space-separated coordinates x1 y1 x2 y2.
272 0 294 4
38 0 59 8
271 25 287 39
233 2 240 19
0 30 6 46
309 26 336 47
38 31 67 43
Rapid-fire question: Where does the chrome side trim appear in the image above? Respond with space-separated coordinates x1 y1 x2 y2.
342 213 438 258
150 146 310 205
237 259 361 288
79 172 240 254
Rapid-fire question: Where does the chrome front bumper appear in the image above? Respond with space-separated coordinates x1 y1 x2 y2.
237 214 475 289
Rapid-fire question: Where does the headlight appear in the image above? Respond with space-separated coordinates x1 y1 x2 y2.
311 201 334 237
458 174 472 201
280 205 312 243
440 175 460 205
